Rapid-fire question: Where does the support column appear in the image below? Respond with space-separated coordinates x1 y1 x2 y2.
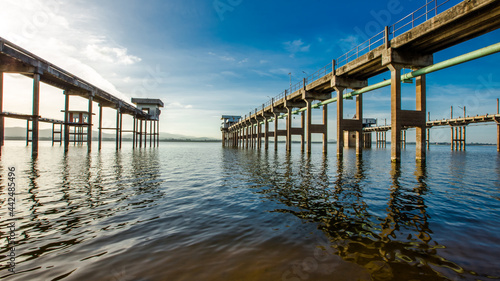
355 95 362 155
149 119 152 147
157 119 160 147
139 119 143 148
301 111 305 152
257 121 262 149
305 99 313 154
322 104 328 153
415 75 426 160
0 72 4 147
265 118 269 150
388 64 403 162
274 114 279 151
497 123 500 152
32 73 41 157
246 124 249 148
286 107 292 152
116 107 120 150
463 126 466 151
132 115 136 149
99 103 103 150
153 120 156 148
87 94 93 153
335 87 344 156
119 112 123 149
144 120 147 148
64 92 70 151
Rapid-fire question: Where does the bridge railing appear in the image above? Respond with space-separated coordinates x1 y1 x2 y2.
390 0 453 38
336 30 386 69
243 0 459 126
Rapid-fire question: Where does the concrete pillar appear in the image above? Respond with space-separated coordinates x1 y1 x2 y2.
64 91 70 151
157 119 160 147
355 95 362 155
257 121 262 149
274 113 279 151
132 115 136 149
388 64 403 162
99 104 103 150
149 119 152 147
335 87 344 156
265 118 269 150
139 119 143 148
322 104 328 153
251 123 254 148
426 128 430 150
301 111 305 152
286 107 292 152
416 75 426 160
497 124 500 152
119 112 123 149
87 95 93 152
0 72 3 147
32 73 40 157
463 126 466 151
305 99 313 153
246 125 249 148
116 107 120 150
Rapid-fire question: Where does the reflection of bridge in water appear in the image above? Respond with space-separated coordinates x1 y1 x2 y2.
231 151 480 280
221 0 500 162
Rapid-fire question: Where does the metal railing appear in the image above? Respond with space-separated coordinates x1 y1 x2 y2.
242 0 459 126
390 0 452 38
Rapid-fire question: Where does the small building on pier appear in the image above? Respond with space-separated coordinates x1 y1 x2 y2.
131 98 164 121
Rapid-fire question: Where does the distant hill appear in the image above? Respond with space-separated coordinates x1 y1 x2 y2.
3 127 218 141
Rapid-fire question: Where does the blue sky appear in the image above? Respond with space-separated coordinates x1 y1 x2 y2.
0 0 499 142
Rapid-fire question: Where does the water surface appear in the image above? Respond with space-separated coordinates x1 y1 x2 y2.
1 141 499 280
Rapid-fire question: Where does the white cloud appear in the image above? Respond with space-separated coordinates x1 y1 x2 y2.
208 52 236 62
85 44 141 65
337 35 361 53
269 68 291 75
283 39 311 57
168 102 193 109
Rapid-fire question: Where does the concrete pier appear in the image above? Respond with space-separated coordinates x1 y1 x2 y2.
0 37 163 156
222 0 499 161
